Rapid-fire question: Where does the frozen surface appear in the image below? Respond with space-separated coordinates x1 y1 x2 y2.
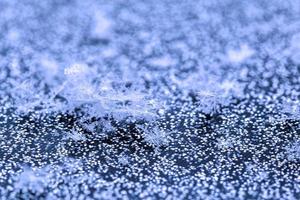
0 0 300 199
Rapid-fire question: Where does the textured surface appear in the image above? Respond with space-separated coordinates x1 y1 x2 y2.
0 0 300 199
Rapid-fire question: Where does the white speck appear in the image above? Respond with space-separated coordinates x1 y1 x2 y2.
92 11 112 38
227 44 254 63
64 63 89 76
41 57 59 77
148 56 175 68
7 29 20 42
64 129 86 141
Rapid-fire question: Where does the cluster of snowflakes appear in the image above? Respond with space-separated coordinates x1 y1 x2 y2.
0 0 300 199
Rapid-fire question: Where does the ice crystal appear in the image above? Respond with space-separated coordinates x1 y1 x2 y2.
137 124 170 148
